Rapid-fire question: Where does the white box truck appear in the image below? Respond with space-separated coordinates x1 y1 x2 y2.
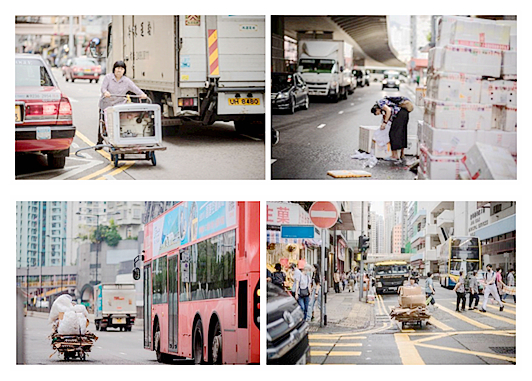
102 16 265 135
297 40 353 102
94 284 136 331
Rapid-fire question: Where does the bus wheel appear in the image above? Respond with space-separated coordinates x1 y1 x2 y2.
211 320 222 364
193 322 204 365
154 323 167 363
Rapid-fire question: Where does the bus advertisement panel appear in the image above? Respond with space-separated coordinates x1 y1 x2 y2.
438 236 482 288
141 201 259 364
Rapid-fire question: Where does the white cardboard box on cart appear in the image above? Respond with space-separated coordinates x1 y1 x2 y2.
104 103 162 147
359 125 417 157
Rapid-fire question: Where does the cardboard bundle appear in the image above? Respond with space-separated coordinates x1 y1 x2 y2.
480 80 517 106
398 286 426 308
426 72 482 103
450 19 511 50
419 144 466 180
424 99 492 131
476 130 517 155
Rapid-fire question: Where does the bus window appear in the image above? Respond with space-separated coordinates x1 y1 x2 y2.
152 257 167 304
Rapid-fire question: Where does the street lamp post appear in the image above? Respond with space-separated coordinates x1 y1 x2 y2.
76 211 109 286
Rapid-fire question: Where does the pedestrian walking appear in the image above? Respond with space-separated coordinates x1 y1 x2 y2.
290 263 302 298
307 264 321 322
496 268 503 298
370 96 413 163
342 272 347 291
271 263 286 289
502 269 516 303
334 270 341 293
296 265 312 321
348 271 356 292
453 271 467 312
480 264 504 312
425 272 436 310
468 270 480 310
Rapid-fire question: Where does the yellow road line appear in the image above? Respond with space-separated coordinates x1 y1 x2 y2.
427 316 454 331
75 130 111 161
401 330 515 337
486 304 516 315
311 351 362 356
394 333 425 365
472 309 516 325
414 342 515 363
437 304 494 330
310 343 362 347
77 164 115 180
96 163 134 180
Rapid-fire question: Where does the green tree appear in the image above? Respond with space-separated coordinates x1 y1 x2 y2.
91 219 122 247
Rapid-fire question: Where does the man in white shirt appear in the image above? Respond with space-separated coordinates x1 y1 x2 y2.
480 264 504 312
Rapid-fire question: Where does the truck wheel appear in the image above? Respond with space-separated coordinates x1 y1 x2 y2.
193 321 204 365
95 321 100 331
288 96 295 114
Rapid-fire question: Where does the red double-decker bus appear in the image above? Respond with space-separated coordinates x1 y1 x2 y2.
137 201 260 364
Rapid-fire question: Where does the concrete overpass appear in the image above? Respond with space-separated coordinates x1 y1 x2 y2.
272 16 405 71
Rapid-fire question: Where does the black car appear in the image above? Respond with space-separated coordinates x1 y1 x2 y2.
271 72 309 114
267 282 310 364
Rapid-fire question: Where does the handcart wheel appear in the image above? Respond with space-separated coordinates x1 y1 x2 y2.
150 151 157 166
111 154 119 168
80 352 86 361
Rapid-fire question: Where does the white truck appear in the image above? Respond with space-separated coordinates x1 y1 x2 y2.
102 16 265 136
94 283 137 331
297 40 354 102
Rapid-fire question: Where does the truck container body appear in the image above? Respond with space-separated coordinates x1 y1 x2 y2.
297 40 353 102
107 15 265 135
94 283 137 331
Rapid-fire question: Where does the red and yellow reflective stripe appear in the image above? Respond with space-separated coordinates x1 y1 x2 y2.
208 29 219 76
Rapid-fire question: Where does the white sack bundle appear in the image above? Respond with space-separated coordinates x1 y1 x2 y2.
48 294 74 323
57 310 82 335
73 304 89 318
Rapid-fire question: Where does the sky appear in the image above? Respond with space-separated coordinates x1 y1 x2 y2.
371 201 384 216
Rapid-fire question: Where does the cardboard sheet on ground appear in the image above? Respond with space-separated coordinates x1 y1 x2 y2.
327 170 372 178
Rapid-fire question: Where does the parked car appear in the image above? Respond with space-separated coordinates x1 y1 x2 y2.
64 56 102 83
15 54 76 169
347 71 357 94
382 70 401 90
267 282 310 364
271 72 309 114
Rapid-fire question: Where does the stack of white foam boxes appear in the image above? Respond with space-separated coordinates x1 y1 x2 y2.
418 16 517 180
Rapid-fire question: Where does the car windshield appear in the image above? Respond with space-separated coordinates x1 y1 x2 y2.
299 59 335 73
376 265 408 275
384 72 400 79
272 74 294 93
15 58 54 87
73 58 98 66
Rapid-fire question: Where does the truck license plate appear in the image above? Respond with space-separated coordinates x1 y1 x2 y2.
36 127 51 140
228 98 260 106
15 105 22 123
113 318 125 324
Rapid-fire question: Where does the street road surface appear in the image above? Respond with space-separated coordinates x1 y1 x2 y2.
309 280 515 365
271 82 419 180
15 69 265 180
20 314 193 364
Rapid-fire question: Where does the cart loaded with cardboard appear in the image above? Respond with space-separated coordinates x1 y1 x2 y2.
390 285 431 329
48 294 98 361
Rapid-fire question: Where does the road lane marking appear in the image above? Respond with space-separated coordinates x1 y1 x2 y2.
96 163 134 180
401 330 515 337
49 159 103 180
75 130 111 161
437 304 494 330
338 111 344 114
78 164 115 180
414 342 515 363
271 159 277 164
317 124 326 129
310 343 362 347
311 351 361 356
472 309 516 325
427 316 454 331
394 333 425 365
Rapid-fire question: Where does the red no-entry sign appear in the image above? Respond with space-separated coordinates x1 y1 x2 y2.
309 201 338 229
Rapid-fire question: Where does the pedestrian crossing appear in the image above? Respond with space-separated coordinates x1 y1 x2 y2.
308 294 516 364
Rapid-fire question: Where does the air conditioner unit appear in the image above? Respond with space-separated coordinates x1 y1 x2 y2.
104 103 162 147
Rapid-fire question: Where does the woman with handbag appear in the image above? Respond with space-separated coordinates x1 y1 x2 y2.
296 265 312 321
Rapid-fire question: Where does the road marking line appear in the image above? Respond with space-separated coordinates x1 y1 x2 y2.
77 164 115 180
311 351 362 356
401 330 515 337
487 304 516 314
414 343 515 363
75 130 111 161
472 309 516 325
49 160 102 180
394 333 425 365
427 316 454 331
437 304 494 330
338 111 344 114
310 343 362 347
96 163 134 180
271 159 277 164
317 124 326 129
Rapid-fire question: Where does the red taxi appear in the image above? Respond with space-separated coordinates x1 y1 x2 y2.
64 57 101 83
15 54 76 169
